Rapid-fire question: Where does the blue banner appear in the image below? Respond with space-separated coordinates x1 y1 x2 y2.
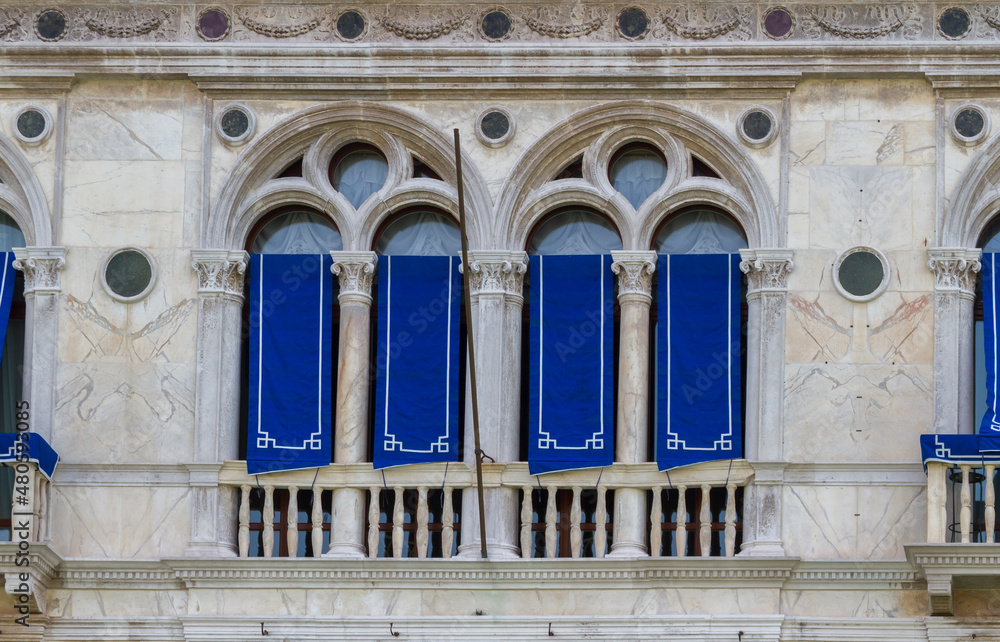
0 432 59 480
247 254 334 474
0 253 16 356
373 255 461 469
656 253 742 470
920 433 1000 468
982 254 1000 434
528 254 614 475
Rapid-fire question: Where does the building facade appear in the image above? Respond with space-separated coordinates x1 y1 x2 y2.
0 1 997 639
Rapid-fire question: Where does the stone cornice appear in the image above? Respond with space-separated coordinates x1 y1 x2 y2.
927 247 981 296
461 251 527 298
905 543 1000 615
330 251 377 305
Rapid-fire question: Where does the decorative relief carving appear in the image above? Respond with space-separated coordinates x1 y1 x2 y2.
610 251 657 301
236 7 325 39
661 7 750 41
463 252 528 296
800 4 923 40
0 17 19 38
0 9 27 41
331 252 377 303
927 248 982 294
525 15 603 38
739 249 794 292
84 9 166 38
191 250 249 297
12 248 66 294
379 11 467 41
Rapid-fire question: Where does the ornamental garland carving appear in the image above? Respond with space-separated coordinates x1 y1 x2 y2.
84 9 167 38
800 4 922 40
236 7 324 39
379 12 467 41
464 255 528 296
525 15 603 39
0 17 18 38
927 250 982 294
0 8 25 41
660 7 751 41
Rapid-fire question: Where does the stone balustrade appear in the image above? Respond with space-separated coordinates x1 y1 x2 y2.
925 461 998 544
219 460 752 559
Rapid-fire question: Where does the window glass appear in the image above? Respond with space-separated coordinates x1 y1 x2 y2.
609 149 667 210
375 211 461 256
0 212 25 251
527 210 622 255
251 211 342 254
331 150 389 209
654 210 746 254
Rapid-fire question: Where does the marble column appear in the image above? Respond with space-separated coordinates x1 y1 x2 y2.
457 251 527 559
738 248 793 557
12 247 65 446
608 251 656 558
927 248 981 435
326 251 377 558
187 249 248 557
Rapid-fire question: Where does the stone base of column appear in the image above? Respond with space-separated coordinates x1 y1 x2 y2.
608 488 648 558
324 487 367 558
456 487 521 559
185 542 239 557
736 540 786 557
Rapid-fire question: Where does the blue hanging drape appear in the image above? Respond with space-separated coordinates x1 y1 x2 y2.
0 253 17 357
656 253 742 470
981 253 1000 434
373 255 461 469
0 432 59 480
247 254 334 474
528 254 614 475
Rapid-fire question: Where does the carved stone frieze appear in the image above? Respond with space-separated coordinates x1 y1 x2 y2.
610 251 657 303
69 7 178 42
234 7 328 40
927 248 982 295
84 9 168 38
525 14 603 39
12 247 66 295
378 10 468 41
191 250 249 298
330 251 377 304
800 4 923 40
738 248 794 293
0 8 26 41
462 251 528 297
660 6 751 41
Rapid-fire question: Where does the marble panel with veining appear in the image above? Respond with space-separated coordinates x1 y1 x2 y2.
781 588 927 618
47 588 187 619
808 166 913 251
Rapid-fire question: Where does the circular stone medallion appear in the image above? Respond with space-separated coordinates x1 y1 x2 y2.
198 8 230 41
16 110 47 140
103 248 156 302
476 107 515 147
481 10 512 40
762 7 794 38
737 107 778 148
216 105 256 145
938 7 971 39
336 11 367 40
35 9 67 41
833 247 890 302
617 7 649 39
951 105 990 146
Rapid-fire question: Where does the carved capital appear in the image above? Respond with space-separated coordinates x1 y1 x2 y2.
927 247 981 297
461 251 528 298
610 251 657 303
191 250 249 299
739 248 794 293
12 247 66 295
330 251 377 305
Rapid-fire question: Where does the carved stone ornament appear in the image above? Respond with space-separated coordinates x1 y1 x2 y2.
801 4 922 40
238 8 323 38
191 249 249 297
662 10 742 40
738 248 794 292
927 248 982 295
380 12 466 40
610 251 657 301
461 251 528 297
330 251 377 303
84 9 167 38
12 247 66 295
525 14 603 38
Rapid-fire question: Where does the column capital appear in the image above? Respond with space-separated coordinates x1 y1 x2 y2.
191 249 249 298
13 246 66 295
739 248 794 293
610 251 657 304
927 247 981 297
331 251 377 305
460 250 528 298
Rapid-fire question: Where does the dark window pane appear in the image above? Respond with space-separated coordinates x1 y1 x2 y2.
939 7 971 39
742 110 772 141
838 251 884 297
220 109 250 139
105 250 153 299
480 111 510 140
337 11 366 40
482 11 512 40
956 108 985 139
36 10 66 41
618 8 648 39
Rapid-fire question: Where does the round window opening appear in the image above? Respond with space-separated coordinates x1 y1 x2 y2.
762 7 793 38
221 108 249 138
198 8 230 40
104 248 156 301
476 107 515 146
14 107 51 145
834 247 889 302
953 105 988 145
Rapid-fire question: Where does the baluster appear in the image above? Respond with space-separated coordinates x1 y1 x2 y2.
987 465 996 544
35 471 46 542
926 463 947 543
367 487 380 558
416 486 429 558
286 485 299 558
570 486 582 558
676 486 687 557
699 484 712 557
520 486 532 559
442 489 454 558
545 487 557 559
649 486 662 558
724 482 737 557
262 485 275 558
311 487 323 556
238 485 251 558
961 466 972 543
393 486 404 558
595 487 607 559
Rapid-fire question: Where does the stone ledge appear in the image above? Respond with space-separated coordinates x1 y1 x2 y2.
905 543 1000 616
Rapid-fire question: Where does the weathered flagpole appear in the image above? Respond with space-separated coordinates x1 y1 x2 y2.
454 128 489 559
